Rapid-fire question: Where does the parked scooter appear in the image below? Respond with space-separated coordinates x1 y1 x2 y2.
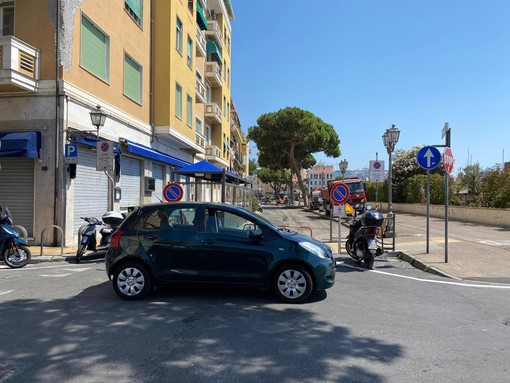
75 211 124 263
345 204 384 269
0 206 31 268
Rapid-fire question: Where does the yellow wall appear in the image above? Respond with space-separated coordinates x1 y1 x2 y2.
64 0 151 123
153 0 197 144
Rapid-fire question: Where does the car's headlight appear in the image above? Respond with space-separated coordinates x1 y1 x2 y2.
299 241 328 259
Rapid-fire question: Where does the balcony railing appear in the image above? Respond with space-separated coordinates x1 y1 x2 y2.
196 25 206 58
205 61 222 87
0 36 40 92
205 20 222 47
195 77 207 103
205 102 222 124
205 145 222 159
195 131 205 148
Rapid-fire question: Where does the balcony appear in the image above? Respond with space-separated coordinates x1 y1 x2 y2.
196 26 206 58
205 144 228 167
0 36 40 93
205 20 222 48
205 102 222 124
205 61 222 87
195 77 207 103
195 131 206 148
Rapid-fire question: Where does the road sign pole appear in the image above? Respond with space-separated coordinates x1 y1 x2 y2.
426 170 430 253
338 206 342 255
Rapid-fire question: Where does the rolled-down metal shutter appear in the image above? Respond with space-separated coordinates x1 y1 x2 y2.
0 158 35 236
120 156 141 209
74 147 109 232
151 163 164 203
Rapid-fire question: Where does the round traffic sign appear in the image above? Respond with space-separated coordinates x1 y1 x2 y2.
330 183 350 205
163 183 184 202
443 147 454 174
417 146 441 170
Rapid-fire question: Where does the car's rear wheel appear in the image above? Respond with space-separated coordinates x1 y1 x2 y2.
113 262 152 300
272 263 313 303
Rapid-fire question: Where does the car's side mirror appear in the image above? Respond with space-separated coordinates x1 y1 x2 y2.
248 229 263 242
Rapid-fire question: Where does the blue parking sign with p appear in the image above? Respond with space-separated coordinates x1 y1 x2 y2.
65 143 78 164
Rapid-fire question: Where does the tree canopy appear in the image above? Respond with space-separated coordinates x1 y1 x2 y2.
248 107 340 205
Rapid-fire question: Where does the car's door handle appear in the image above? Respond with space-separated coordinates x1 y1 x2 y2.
202 239 214 245
143 235 158 241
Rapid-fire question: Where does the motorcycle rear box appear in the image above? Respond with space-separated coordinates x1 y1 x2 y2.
361 210 384 227
102 211 124 226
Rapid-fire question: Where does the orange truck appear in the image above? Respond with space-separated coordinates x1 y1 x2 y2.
320 177 367 215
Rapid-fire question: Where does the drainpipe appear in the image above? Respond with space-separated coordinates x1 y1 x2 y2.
53 0 62 246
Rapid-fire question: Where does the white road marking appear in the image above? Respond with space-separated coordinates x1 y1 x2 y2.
0 290 14 296
39 273 72 277
338 262 510 289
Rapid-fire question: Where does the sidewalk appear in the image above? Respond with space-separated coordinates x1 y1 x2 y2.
317 209 510 283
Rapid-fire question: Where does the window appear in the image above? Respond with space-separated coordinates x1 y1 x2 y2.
124 53 142 103
186 94 193 127
223 96 226 116
188 0 193 13
175 83 182 119
176 17 183 53
187 35 193 67
124 0 142 26
205 125 211 145
195 117 203 135
81 15 110 82
0 2 14 35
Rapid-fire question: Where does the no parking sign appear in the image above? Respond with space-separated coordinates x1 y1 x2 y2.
163 183 184 202
330 183 350 205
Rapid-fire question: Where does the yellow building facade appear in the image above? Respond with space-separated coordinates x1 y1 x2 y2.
0 0 248 246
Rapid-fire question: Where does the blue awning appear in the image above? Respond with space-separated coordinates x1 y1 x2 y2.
77 136 122 154
0 131 41 158
123 139 190 168
174 160 250 184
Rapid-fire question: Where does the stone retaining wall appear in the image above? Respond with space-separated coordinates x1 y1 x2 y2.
369 203 510 228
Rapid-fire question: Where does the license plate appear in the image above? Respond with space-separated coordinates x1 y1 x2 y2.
368 239 378 250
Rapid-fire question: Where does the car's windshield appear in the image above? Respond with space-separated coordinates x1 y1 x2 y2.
347 182 364 193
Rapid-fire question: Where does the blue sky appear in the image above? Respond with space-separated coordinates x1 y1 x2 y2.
231 0 510 173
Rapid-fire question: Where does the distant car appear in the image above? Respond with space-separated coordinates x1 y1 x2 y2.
105 202 336 303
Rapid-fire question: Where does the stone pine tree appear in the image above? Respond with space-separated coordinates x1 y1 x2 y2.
248 107 340 206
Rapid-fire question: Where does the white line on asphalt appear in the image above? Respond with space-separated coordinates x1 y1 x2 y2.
0 290 14 296
39 274 73 277
338 262 510 289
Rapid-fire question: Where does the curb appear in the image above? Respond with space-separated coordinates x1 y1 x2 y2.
397 252 462 280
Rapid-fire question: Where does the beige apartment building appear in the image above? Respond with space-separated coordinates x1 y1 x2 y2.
0 0 248 246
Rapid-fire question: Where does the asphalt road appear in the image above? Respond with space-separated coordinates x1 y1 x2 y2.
1 206 510 382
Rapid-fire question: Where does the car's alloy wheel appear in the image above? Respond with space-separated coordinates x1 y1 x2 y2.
113 262 152 300
272 263 313 303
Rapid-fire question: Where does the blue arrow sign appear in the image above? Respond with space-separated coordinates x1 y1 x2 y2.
417 146 441 170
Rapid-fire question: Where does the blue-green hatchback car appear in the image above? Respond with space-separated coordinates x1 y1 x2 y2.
105 202 336 303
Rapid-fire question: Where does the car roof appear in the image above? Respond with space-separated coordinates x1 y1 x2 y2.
135 202 251 213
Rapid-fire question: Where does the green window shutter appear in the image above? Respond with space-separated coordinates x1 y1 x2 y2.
175 83 182 119
125 0 142 20
81 16 108 81
124 54 142 103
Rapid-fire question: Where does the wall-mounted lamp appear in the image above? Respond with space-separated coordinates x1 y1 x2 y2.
89 105 107 136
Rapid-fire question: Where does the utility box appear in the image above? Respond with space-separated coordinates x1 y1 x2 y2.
144 177 155 192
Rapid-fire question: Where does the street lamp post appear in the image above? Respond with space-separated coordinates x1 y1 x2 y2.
382 125 400 240
382 124 400 213
339 159 348 180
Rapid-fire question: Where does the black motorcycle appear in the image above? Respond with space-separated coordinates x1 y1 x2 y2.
0 206 31 268
345 205 384 269
75 211 124 263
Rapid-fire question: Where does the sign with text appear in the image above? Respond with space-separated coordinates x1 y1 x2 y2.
369 160 385 182
96 140 114 171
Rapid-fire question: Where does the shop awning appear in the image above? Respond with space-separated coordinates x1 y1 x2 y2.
174 160 249 184
0 131 41 158
206 40 222 63
123 139 190 168
196 2 208 30
77 135 122 154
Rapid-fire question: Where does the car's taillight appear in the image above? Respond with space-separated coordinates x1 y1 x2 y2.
110 230 125 249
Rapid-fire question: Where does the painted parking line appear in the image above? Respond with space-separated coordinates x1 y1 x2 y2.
338 262 510 289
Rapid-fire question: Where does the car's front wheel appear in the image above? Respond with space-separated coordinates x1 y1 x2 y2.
112 262 152 300
272 263 313 303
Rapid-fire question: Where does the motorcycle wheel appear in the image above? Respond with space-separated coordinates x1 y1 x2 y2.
75 243 87 263
362 253 375 270
3 245 31 268
345 239 353 257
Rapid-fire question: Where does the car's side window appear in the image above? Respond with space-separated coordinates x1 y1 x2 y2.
213 210 259 238
142 207 196 231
